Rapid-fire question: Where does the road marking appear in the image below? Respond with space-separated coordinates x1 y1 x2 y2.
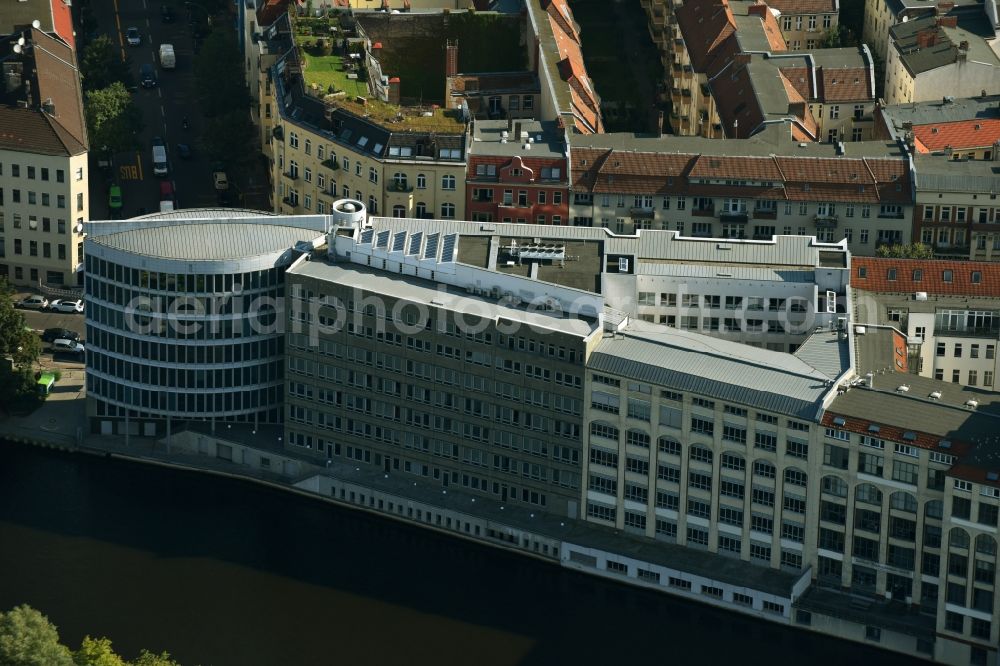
143 0 147 8
136 152 143 180
158 88 162 98
119 164 140 180
160 106 166 118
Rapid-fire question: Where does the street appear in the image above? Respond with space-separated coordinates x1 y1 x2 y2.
84 0 224 220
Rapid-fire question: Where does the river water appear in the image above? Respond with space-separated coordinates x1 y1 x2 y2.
0 442 923 666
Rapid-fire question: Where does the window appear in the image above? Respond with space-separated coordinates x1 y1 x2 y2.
416 174 426 189
824 444 849 469
441 175 456 190
440 203 455 219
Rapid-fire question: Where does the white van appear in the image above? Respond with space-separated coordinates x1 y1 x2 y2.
152 144 168 176
159 44 176 69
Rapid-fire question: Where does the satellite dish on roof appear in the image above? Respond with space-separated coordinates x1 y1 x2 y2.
32 19 41 29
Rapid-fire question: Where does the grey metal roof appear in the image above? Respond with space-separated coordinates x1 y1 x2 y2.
590 322 836 418
793 330 851 380
637 263 817 282
90 222 325 261
289 259 600 337
914 155 1000 193
363 217 846 268
890 16 998 76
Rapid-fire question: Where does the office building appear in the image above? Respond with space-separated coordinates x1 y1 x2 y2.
83 209 327 435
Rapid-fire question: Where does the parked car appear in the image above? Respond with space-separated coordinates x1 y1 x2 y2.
159 180 174 202
176 143 192 159
41 328 80 343
161 4 176 22
109 185 123 211
52 338 85 356
49 299 84 314
17 295 49 310
140 63 157 88
126 27 141 46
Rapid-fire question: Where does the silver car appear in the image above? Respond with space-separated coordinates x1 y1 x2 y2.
18 295 49 310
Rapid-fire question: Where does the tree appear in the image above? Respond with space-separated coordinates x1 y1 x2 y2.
875 242 935 259
131 651 182 666
194 30 248 120
73 636 127 666
80 36 131 92
85 82 145 155
0 605 74 666
201 111 255 167
0 279 40 368
819 26 853 48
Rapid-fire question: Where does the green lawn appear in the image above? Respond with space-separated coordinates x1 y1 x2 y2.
298 45 369 98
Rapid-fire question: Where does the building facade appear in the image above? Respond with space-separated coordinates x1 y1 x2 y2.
0 27 88 288
465 119 570 224
83 210 327 435
914 155 1000 261
569 132 915 257
853 257 1000 390
771 0 839 50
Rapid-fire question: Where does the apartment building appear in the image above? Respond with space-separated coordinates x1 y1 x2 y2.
569 130 915 257
465 119 570 224
260 17 467 220
913 155 1000 260
0 0 75 48
876 94 1000 160
852 256 1000 390
770 0 839 49
862 0 983 71
885 15 1000 106
0 27 88 288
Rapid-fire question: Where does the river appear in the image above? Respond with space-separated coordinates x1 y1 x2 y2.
0 441 923 665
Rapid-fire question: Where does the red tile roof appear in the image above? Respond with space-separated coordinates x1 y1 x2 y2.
817 66 871 102
689 154 783 180
779 67 812 101
544 0 603 133
912 119 1000 152
821 412 972 456
852 257 1000 296
675 0 738 74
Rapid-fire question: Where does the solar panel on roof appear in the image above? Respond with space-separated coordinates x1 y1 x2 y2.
360 228 374 244
424 233 439 259
376 230 390 249
408 232 422 255
392 232 406 252
441 234 457 261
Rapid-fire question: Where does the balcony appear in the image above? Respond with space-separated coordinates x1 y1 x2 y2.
877 212 905 220
281 196 298 207
321 158 340 171
814 214 839 227
692 205 715 217
272 126 283 141
387 181 413 193
752 209 777 220
629 207 655 219
719 211 749 223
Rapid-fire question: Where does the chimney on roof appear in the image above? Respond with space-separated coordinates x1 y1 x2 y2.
656 109 664 138
514 120 523 140
747 2 768 17
387 76 400 105
734 52 752 66
916 29 937 48
936 1 955 13
960 40 969 50
936 15 958 28
445 40 458 78
508 114 514 133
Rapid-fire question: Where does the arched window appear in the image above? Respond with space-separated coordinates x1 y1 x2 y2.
368 195 378 214
721 452 745 471
976 534 998 556
626 429 650 449
416 173 426 189
658 436 681 456
784 467 808 487
689 445 713 464
890 491 918 513
753 460 775 478
925 500 944 520
392 205 406 218
855 483 882 506
821 475 848 497
950 527 970 549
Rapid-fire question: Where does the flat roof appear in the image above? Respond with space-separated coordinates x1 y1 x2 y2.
470 119 566 159
288 258 600 338
590 320 839 419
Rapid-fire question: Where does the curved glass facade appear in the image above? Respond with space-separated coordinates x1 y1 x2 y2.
84 253 287 427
